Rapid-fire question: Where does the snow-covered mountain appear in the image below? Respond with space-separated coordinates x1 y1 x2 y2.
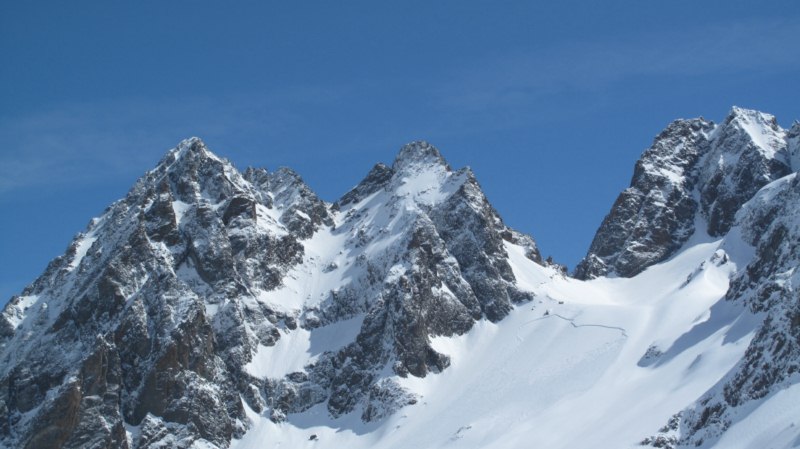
575 107 791 280
1 107 799 449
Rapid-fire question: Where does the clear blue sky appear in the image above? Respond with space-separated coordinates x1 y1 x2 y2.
2 0 799 302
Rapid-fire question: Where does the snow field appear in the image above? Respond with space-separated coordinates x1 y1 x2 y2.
231 234 759 449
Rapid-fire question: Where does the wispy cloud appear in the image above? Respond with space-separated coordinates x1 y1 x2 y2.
3 17 798 197
434 18 800 112
0 87 349 195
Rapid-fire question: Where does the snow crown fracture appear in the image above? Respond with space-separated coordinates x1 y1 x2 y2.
1 106 800 449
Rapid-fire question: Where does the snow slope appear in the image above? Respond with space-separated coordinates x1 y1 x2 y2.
232 233 764 449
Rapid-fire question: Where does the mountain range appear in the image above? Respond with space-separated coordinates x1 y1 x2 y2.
1 106 799 449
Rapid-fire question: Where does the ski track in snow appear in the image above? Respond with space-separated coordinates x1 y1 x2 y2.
518 313 629 341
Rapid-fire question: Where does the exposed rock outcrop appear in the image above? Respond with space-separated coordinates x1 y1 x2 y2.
0 138 542 448
576 107 790 279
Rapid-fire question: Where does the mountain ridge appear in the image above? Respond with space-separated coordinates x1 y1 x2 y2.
2 107 799 449
0 137 543 448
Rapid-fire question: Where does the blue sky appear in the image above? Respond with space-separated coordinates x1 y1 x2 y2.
1 1 799 302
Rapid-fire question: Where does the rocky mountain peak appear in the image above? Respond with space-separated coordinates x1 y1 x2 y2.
0 137 546 448
157 137 223 172
574 116 714 279
630 117 714 184
142 137 250 207
714 106 786 161
392 140 449 173
337 142 475 211
178 136 208 153
247 165 332 239
384 141 469 209
725 105 780 130
267 167 313 201
700 107 790 237
577 106 793 279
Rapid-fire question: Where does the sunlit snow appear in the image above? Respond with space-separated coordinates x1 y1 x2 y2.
231 234 762 449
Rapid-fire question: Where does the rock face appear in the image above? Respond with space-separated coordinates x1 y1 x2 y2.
261 141 540 422
0 139 541 448
677 171 800 448
576 108 800 448
576 107 791 279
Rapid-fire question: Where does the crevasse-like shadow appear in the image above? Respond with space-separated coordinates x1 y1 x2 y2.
639 299 759 368
284 402 389 436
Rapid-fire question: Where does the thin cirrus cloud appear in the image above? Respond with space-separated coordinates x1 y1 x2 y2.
0 106 184 195
434 18 800 112
0 87 348 196
2 18 798 197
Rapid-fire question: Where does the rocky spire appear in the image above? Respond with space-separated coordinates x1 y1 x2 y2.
244 166 333 239
576 107 792 279
574 117 714 279
391 140 449 172
699 106 790 236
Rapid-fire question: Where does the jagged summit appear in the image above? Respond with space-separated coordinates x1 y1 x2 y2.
156 137 223 171
177 136 207 152
337 141 477 210
717 106 787 163
0 137 545 449
392 140 449 172
725 105 781 129
576 106 793 279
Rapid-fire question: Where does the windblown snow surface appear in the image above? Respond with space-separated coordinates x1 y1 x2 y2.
230 222 793 449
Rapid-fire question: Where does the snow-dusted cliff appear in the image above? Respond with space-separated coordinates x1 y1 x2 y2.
575 107 791 280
